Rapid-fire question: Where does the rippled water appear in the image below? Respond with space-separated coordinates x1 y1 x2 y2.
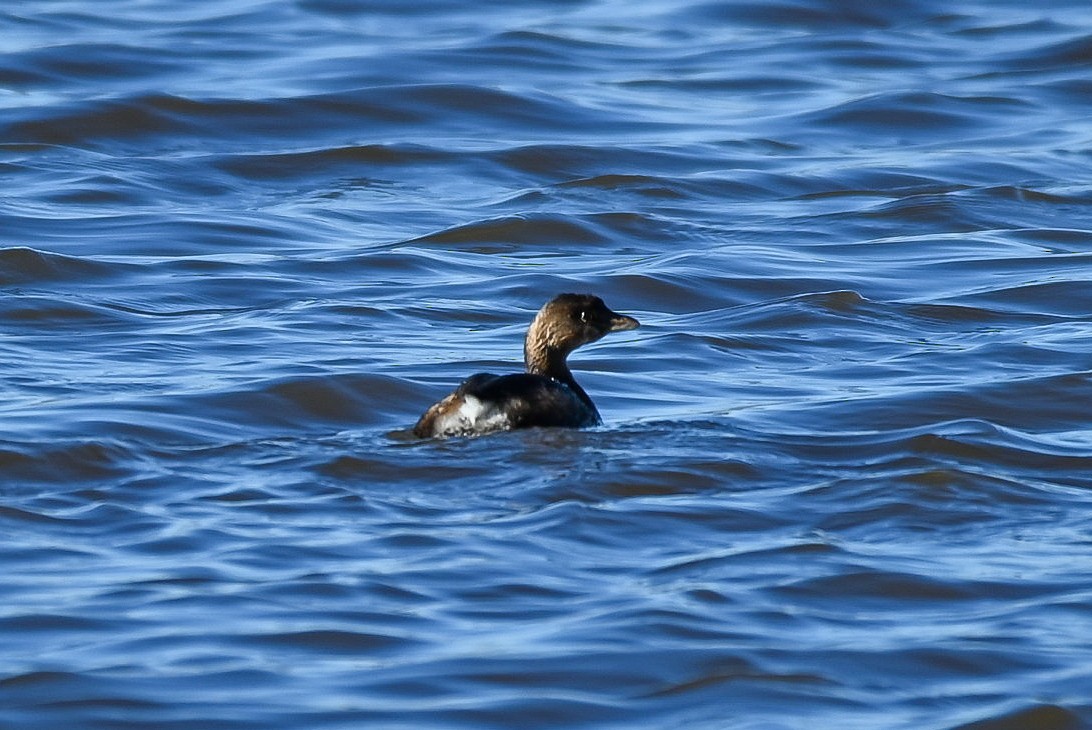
4 1 1092 728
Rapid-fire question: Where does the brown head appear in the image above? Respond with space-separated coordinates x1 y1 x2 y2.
524 293 639 377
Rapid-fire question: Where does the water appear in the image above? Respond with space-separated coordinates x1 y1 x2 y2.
3 1 1092 728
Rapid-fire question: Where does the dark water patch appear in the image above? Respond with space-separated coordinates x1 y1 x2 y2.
978 184 1092 205
597 273 745 314
904 301 1057 325
643 665 830 701
248 629 420 655
618 74 826 95
806 37 933 72
992 227 1092 250
4 95 186 147
0 613 119 633
716 289 879 337
1000 33 1092 73
0 504 71 525
1034 78 1092 109
201 487 279 504
809 485 1017 535
952 17 1068 40
4 42 185 88
41 180 147 207
851 193 1000 233
688 0 945 29
558 174 688 199
487 143 712 181
591 462 756 499
298 0 587 18
0 439 136 486
410 214 610 248
4 89 417 148
319 454 482 483
906 421 1092 472
899 466 1070 508
180 373 419 431
0 296 141 329
354 83 636 137
420 29 648 78
950 279 1092 317
774 568 1055 604
953 703 1088 730
212 144 452 182
0 247 120 286
800 92 1022 143
0 670 85 689
552 171 796 207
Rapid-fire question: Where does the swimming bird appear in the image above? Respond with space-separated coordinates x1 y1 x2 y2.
413 293 639 438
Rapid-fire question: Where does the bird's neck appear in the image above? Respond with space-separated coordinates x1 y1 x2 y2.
524 325 595 411
524 340 572 381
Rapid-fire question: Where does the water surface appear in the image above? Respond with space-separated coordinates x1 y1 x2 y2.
3 1 1092 728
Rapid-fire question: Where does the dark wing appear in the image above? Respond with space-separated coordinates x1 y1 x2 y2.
466 373 600 429
413 372 599 438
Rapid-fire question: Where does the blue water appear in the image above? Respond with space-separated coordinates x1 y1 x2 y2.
3 1 1092 728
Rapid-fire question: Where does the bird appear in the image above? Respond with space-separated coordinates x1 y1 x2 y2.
413 293 639 438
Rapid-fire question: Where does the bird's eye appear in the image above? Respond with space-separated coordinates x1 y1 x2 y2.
579 310 588 323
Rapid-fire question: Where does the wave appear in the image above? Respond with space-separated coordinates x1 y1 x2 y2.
0 247 120 286
4 82 630 147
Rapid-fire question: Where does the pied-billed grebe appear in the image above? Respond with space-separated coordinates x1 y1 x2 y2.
413 293 639 438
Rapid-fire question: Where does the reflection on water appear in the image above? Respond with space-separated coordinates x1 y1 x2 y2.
2 0 1092 728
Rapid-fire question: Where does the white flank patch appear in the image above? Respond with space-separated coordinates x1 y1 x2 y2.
434 395 511 436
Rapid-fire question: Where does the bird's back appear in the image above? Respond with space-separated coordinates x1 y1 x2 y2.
413 372 599 438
